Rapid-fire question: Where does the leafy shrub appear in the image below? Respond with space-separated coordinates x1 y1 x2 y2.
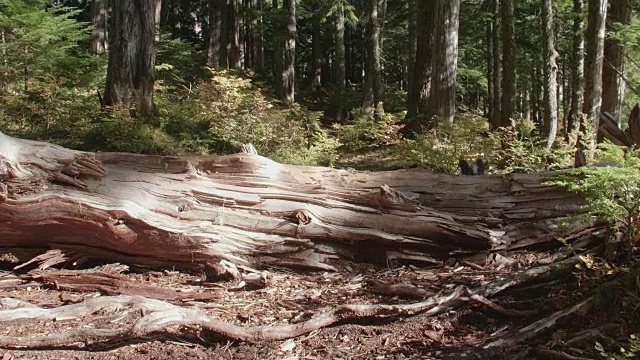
163 70 340 164
547 143 640 263
395 114 499 173
493 124 574 173
332 112 404 151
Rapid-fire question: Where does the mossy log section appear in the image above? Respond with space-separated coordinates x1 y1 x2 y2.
0 131 600 271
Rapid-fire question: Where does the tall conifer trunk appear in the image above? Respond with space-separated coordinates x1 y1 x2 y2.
582 0 607 144
500 0 515 127
427 0 460 124
103 0 157 124
568 0 585 141
542 0 558 147
601 0 630 123
90 0 107 54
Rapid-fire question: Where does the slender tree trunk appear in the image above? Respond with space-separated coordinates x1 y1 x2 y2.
0 31 7 93
220 0 229 68
90 0 107 54
568 0 585 141
272 0 282 98
601 0 630 124
486 16 494 122
582 0 607 143
250 0 259 72
207 0 222 67
239 0 246 68
280 0 295 103
500 0 515 127
228 0 241 68
406 0 417 118
103 0 157 124
491 0 502 128
23 47 28 92
334 0 346 119
310 2 322 91
154 0 162 43
373 0 387 118
428 0 461 124
362 0 384 119
255 0 264 73
531 55 541 127
542 0 558 148
523 88 530 121
405 0 432 125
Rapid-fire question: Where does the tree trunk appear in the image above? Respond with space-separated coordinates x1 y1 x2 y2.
103 0 157 125
405 0 432 127
500 0 515 127
280 0 295 103
568 0 585 142
486 14 494 123
207 0 223 67
531 55 542 127
90 0 107 54
272 0 282 98
155 0 162 43
428 0 461 124
362 0 384 119
228 0 242 69
0 131 599 273
406 0 417 118
542 0 558 148
582 0 607 143
601 0 630 124
491 0 502 128
220 0 229 68
334 0 346 119
255 0 265 73
375 0 386 116
310 2 322 91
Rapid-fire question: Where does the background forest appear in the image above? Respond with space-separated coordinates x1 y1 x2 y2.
0 0 638 172
5 1 640 358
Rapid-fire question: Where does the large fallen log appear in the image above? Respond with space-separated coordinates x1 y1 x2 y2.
0 131 601 272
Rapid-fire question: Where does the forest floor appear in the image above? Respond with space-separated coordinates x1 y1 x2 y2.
0 247 634 360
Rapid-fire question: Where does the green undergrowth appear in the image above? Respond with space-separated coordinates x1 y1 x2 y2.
1 68 579 172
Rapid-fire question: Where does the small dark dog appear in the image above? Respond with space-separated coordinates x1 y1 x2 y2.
459 158 485 175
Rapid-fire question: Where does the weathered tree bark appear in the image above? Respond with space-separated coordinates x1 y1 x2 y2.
582 0 607 143
500 0 515 127
0 131 603 274
542 0 558 148
428 0 461 124
568 0 585 143
601 0 631 124
90 0 107 54
103 0 157 124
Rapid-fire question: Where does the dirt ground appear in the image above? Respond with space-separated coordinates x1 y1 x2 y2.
0 252 636 360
